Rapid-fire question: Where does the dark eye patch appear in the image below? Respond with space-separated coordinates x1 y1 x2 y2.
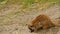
30 26 33 27
37 27 43 31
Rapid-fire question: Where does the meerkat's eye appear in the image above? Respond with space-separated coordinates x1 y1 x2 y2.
30 26 33 27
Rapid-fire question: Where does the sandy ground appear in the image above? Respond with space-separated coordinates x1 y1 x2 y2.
0 4 60 34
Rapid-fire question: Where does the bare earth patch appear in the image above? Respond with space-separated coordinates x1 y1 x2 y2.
0 4 60 34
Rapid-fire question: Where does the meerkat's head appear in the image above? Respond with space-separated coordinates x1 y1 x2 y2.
26 23 35 32
26 22 43 32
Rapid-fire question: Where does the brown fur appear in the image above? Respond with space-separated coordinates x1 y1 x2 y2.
27 14 59 32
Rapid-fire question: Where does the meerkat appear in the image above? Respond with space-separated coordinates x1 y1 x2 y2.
26 14 60 32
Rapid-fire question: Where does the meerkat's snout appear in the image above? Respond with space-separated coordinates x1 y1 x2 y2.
28 27 34 32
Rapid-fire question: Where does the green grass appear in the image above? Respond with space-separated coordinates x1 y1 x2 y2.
0 0 4 2
0 0 60 8
19 0 60 8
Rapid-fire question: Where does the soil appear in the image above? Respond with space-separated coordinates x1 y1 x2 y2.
0 4 60 34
